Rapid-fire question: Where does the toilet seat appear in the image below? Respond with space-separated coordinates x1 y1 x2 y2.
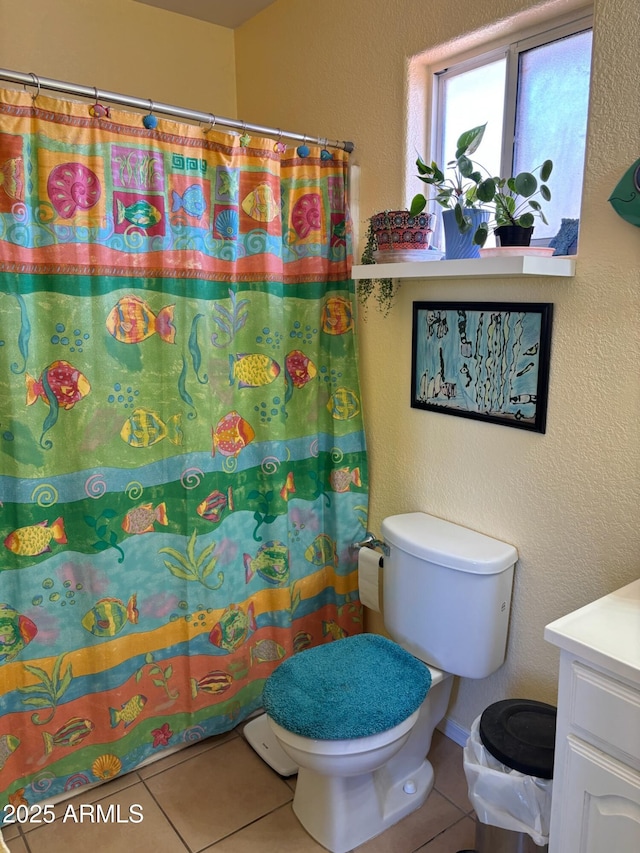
269 709 420 757
262 633 432 740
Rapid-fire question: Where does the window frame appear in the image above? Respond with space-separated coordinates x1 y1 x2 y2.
425 11 593 247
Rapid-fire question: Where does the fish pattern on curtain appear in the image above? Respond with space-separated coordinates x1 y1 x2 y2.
0 88 367 814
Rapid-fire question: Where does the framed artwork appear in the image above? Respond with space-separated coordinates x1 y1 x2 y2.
411 301 553 433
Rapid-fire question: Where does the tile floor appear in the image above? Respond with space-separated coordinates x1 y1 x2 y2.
2 724 476 853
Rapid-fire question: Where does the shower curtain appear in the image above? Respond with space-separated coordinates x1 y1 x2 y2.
0 88 367 813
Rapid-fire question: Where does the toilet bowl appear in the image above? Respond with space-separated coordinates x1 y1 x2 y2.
261 634 454 853
268 707 419 777
265 666 454 853
252 512 518 853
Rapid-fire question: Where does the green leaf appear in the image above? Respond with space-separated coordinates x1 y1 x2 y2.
163 560 196 581
58 666 72 696
23 663 49 681
473 222 489 246
517 212 535 228
152 679 165 688
457 155 473 178
529 200 542 211
186 528 198 565
196 542 217 568
455 123 486 158
514 172 537 197
164 665 173 680
476 178 496 203
409 194 426 216
436 189 453 205
18 683 50 696
101 508 117 519
158 546 184 561
84 515 97 529
92 540 110 551
21 696 52 708
540 184 551 201
464 186 478 204
50 654 63 686
201 559 218 580
504 196 516 215
540 159 553 181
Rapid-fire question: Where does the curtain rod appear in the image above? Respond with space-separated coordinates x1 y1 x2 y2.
0 68 355 154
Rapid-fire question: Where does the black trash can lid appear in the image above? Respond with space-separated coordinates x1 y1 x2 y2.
479 699 557 779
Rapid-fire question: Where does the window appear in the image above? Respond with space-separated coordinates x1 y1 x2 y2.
429 14 592 247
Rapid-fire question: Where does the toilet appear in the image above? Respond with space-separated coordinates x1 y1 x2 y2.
251 512 518 853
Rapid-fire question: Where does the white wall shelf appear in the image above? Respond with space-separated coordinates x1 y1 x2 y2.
351 255 576 280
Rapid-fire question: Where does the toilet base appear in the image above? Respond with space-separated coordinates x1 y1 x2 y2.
243 713 298 777
293 757 435 853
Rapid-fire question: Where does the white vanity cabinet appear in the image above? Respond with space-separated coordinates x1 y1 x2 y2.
544 578 640 853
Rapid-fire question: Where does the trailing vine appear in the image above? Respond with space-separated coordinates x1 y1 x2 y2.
357 219 399 317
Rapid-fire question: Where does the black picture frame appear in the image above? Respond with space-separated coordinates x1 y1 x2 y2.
411 301 553 433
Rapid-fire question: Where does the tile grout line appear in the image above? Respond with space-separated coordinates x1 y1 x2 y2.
196 800 296 852
413 813 476 853
138 774 192 852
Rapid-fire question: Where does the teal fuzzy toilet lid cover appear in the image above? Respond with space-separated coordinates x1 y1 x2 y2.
262 633 432 740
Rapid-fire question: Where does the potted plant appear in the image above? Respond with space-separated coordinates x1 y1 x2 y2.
369 209 435 253
410 123 490 260
470 160 554 247
357 217 398 317
357 209 437 315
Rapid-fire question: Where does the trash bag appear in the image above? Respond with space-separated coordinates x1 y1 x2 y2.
463 715 553 847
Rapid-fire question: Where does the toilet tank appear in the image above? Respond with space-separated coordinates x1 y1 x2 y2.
381 512 517 679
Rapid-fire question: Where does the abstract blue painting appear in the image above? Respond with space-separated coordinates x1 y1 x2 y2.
411 302 553 432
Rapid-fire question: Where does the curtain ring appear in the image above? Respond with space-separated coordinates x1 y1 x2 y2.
239 122 251 147
202 113 216 134
297 134 310 158
26 72 40 102
143 99 158 129
89 87 110 119
320 137 333 161
274 129 286 153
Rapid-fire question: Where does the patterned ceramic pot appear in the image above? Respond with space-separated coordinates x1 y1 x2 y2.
370 210 435 251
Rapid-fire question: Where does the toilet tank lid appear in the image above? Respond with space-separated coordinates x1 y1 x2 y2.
381 512 518 574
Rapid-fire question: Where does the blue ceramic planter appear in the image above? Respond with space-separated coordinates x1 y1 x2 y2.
442 209 489 260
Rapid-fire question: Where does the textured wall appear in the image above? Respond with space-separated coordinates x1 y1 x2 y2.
2 0 638 735
0 0 237 118
236 0 640 731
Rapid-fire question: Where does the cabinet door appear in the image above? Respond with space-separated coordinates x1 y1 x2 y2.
557 736 640 853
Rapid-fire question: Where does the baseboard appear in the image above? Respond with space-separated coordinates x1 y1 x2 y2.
437 715 470 748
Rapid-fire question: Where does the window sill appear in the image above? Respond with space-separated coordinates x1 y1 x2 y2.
351 255 576 280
